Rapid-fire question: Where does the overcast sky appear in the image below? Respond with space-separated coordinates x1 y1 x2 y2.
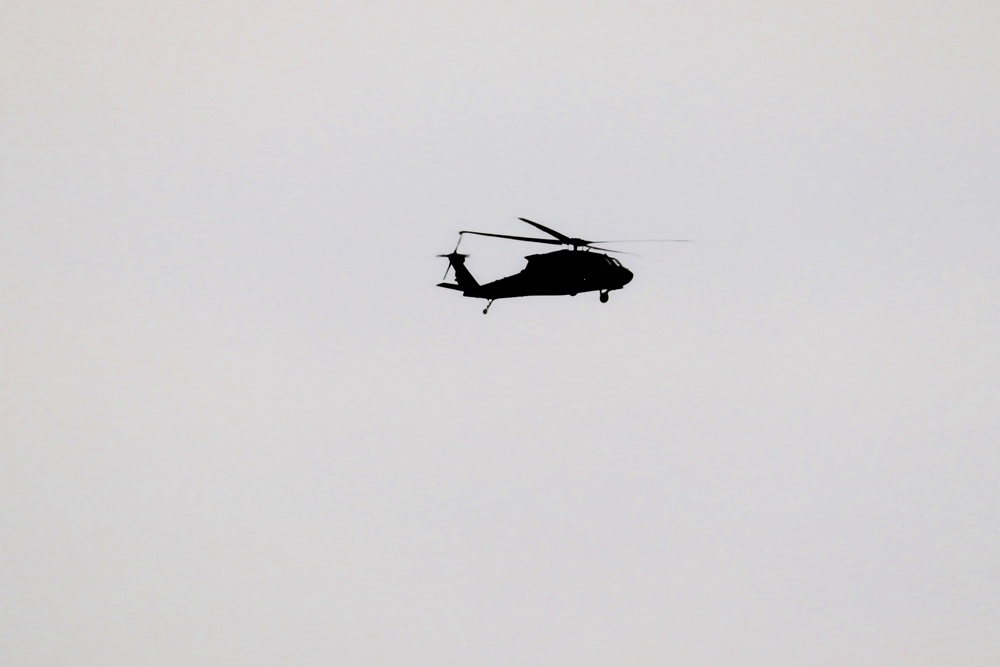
2 1 999 665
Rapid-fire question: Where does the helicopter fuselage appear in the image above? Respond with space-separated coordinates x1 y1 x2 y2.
440 249 633 300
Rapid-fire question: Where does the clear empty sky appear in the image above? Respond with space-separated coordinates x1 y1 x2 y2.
2 1 998 665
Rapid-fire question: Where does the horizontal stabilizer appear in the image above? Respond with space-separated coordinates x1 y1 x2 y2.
437 282 464 291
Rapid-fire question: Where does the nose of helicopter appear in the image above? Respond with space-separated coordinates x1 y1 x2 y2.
621 267 634 286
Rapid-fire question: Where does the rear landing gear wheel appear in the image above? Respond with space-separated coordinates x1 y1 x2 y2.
600 290 609 303
483 300 494 315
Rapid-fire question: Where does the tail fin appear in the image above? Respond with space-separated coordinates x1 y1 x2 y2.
437 252 480 293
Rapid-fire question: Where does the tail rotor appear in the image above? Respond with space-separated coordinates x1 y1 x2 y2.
437 232 467 282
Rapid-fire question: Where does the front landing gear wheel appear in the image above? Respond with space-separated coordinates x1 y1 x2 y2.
600 290 609 303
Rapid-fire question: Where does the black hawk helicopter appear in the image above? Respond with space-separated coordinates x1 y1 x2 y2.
438 218 689 314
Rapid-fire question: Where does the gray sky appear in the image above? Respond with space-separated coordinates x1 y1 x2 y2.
2 1 999 665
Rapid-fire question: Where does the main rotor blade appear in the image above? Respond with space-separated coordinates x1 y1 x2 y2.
590 239 694 244
590 246 636 255
518 218 574 243
459 231 563 245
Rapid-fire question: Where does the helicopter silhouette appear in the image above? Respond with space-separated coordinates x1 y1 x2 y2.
438 218 689 314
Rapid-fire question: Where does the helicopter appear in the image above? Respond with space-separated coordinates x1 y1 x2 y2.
437 218 689 314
